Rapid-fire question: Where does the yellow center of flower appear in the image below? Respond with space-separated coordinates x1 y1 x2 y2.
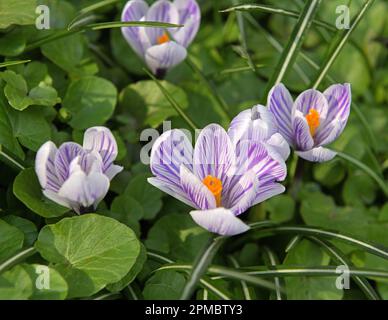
305 109 320 136
157 32 170 45
203 175 222 207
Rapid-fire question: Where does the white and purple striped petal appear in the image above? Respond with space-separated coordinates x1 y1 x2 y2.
228 105 277 146
150 129 193 193
193 124 236 185
121 0 151 56
83 126 122 177
268 83 294 144
251 182 285 207
190 208 250 236
293 89 328 119
144 0 180 45
145 41 187 74
266 133 290 161
292 111 314 151
173 0 200 47
54 142 84 185
296 147 337 163
180 165 216 210
35 141 61 193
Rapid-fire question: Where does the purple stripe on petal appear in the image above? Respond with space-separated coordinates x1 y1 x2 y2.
267 83 294 144
172 0 200 47
292 112 314 151
54 142 84 184
193 124 236 185
293 89 328 119
180 165 216 210
251 182 285 207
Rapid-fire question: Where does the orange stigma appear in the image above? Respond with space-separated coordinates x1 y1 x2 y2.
203 175 222 207
157 32 170 45
305 109 320 136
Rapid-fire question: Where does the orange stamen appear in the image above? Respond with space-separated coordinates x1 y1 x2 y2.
203 175 222 207
157 32 170 45
305 109 320 136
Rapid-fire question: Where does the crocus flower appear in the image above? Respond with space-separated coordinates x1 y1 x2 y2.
121 0 200 77
268 83 351 162
228 105 291 161
35 127 123 214
148 124 287 236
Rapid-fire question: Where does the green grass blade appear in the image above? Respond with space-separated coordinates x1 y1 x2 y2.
262 0 321 100
252 225 388 260
0 145 26 171
180 236 225 300
144 69 199 131
228 256 252 300
334 150 388 196
262 246 285 300
311 0 375 88
221 3 335 32
310 237 380 300
0 60 31 68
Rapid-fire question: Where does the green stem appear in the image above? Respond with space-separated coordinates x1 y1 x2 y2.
262 0 322 100
180 236 224 300
0 247 37 274
229 256 252 300
309 237 380 300
262 246 285 300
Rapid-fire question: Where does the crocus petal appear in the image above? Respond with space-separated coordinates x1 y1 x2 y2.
180 165 216 210
145 41 187 74
315 83 351 145
266 133 291 161
150 129 193 193
190 208 250 236
226 170 259 216
228 105 277 145
58 171 110 214
193 124 235 184
292 111 314 151
121 0 151 56
323 83 351 124
35 141 62 192
251 183 285 207
296 147 337 163
105 164 124 180
43 189 71 209
173 0 200 47
83 126 119 174
54 142 84 185
148 177 194 207
235 140 286 183
293 89 328 119
145 0 179 44
268 83 294 144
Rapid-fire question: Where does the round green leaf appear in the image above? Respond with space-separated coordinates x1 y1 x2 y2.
0 265 33 300
13 168 69 218
63 76 117 130
0 219 24 263
21 264 68 300
34 214 141 298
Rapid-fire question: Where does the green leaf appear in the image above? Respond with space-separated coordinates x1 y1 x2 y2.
313 158 345 187
62 76 117 129
0 0 37 29
125 173 162 220
13 168 69 218
0 28 26 56
0 265 33 300
0 219 24 263
143 270 186 300
111 194 144 221
146 213 210 261
343 171 377 206
120 80 189 128
1 70 58 110
34 214 141 298
2 215 38 247
284 239 343 300
21 264 68 300
41 34 85 74
107 243 147 293
266 194 295 223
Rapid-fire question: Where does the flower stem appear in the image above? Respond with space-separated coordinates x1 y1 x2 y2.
289 156 305 199
0 247 37 274
180 235 225 300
